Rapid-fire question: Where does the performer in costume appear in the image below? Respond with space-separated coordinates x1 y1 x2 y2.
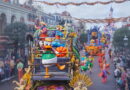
80 60 92 73
87 56 94 73
80 56 94 73
98 60 110 83
80 55 88 72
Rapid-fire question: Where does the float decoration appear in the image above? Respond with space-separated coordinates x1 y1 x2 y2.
56 46 67 57
69 73 93 90
41 37 65 78
13 66 32 90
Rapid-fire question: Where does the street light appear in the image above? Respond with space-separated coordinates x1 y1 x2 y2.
123 35 128 56
124 35 128 47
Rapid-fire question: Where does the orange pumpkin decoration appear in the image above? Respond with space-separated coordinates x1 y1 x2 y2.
91 32 97 37
40 33 48 41
56 47 67 57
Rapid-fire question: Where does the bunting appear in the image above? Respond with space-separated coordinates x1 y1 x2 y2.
73 16 130 23
34 0 130 6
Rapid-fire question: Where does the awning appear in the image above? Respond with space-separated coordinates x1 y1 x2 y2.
0 36 9 43
0 45 5 50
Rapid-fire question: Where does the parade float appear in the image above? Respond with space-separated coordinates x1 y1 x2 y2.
13 22 92 90
85 27 101 56
85 27 109 56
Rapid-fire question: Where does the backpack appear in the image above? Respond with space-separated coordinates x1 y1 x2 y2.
117 79 123 85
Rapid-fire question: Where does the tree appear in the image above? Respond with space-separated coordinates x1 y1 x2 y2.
113 27 130 48
5 22 28 59
79 33 87 44
79 22 86 33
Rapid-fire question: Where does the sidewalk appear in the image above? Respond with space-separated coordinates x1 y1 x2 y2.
0 76 17 90
0 75 15 83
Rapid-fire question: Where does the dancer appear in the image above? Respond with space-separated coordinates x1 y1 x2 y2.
88 56 94 73
80 55 93 74
98 60 110 83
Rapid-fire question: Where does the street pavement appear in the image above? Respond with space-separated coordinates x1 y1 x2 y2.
0 77 17 90
80 48 117 90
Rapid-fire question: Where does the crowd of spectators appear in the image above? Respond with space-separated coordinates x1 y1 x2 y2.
0 57 25 82
113 49 130 90
0 57 15 82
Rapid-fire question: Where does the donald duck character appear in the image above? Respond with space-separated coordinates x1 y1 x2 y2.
41 37 65 78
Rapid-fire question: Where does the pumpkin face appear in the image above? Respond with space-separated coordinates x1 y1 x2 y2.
56 47 67 57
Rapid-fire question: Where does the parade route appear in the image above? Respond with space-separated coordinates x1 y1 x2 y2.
80 48 116 90
0 77 16 90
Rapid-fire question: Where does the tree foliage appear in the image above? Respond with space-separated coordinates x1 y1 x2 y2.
79 22 86 33
113 27 130 48
5 22 28 46
79 33 87 44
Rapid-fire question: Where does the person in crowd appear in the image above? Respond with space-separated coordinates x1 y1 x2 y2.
114 66 122 79
121 68 127 90
0 66 4 81
10 58 15 76
17 59 24 81
126 57 130 68
116 77 125 90
108 49 112 60
113 56 118 68
116 57 121 67
126 69 130 90
0 59 4 80
4 60 11 80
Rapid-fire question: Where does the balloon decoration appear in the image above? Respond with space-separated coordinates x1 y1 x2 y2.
34 0 130 6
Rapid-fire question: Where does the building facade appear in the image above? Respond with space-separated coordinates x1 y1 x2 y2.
0 0 37 35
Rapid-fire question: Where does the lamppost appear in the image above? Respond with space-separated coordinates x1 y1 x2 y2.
123 35 128 55
124 35 128 47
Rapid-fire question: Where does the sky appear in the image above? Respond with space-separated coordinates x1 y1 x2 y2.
19 0 130 29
